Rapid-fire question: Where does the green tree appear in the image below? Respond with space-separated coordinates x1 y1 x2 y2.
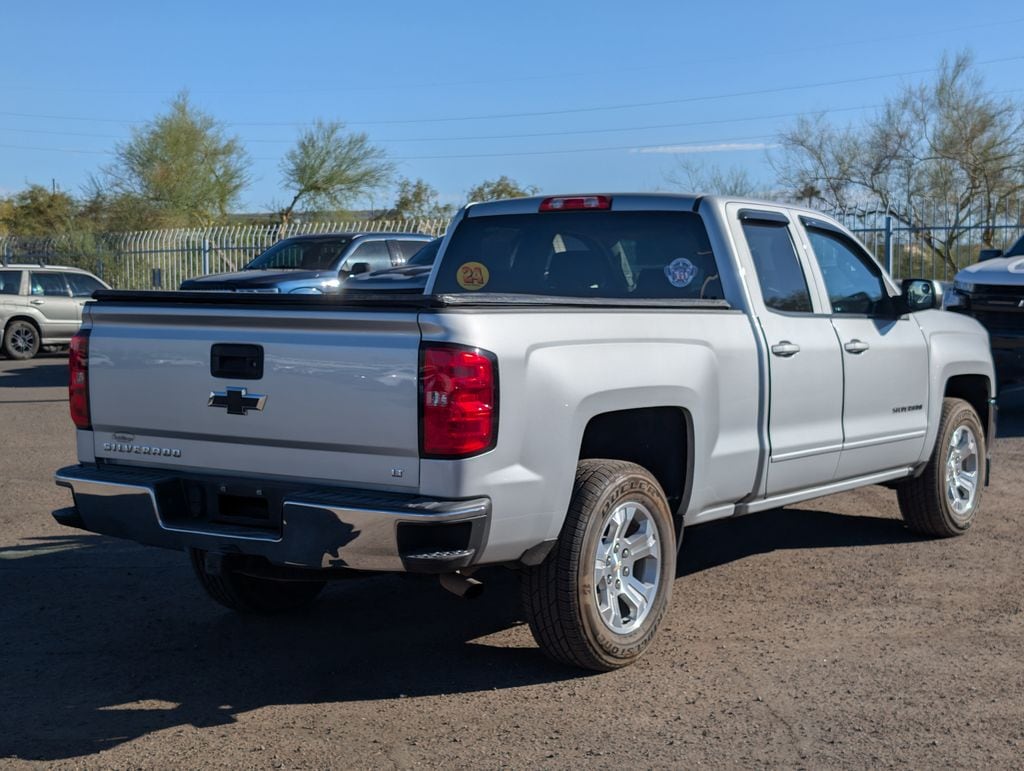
279 120 394 230
98 91 250 227
465 175 538 203
388 178 455 219
0 185 78 237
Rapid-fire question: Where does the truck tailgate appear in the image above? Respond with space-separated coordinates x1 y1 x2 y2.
85 302 422 489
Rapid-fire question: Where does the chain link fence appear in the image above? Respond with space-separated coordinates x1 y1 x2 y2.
1 205 1021 289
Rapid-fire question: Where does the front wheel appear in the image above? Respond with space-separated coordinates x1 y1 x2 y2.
897 397 985 537
521 459 677 671
189 549 326 613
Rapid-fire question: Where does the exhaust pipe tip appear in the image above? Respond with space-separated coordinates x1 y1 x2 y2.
439 571 484 600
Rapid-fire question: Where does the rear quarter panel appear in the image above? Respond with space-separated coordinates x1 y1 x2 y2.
418 308 761 563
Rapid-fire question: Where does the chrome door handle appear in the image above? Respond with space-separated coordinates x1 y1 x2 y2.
29 299 45 306
771 341 801 357
844 339 870 354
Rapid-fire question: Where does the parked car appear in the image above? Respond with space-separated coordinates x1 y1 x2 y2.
179 233 434 294
53 194 995 671
0 264 110 359
343 237 442 292
946 233 1024 390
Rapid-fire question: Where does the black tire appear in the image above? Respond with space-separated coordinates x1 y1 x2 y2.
897 397 985 537
3 320 41 360
189 549 326 613
521 459 677 671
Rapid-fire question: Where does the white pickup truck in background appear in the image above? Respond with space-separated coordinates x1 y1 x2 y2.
947 233 1024 392
53 194 996 670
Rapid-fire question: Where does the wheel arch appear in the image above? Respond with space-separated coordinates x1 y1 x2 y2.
944 374 993 444
578 406 693 541
4 314 42 335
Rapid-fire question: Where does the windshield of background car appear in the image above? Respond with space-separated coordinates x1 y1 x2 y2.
407 239 442 266
244 237 354 271
1007 234 1024 257
432 211 723 299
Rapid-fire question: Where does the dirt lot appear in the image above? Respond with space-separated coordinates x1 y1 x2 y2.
1 354 1021 769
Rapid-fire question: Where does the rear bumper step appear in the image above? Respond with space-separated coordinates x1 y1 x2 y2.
53 464 489 573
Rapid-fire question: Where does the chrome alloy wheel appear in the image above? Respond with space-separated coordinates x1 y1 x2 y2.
593 501 662 634
10 326 36 354
945 425 979 518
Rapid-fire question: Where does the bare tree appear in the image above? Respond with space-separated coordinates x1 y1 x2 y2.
666 158 763 197
278 120 394 232
773 52 1024 273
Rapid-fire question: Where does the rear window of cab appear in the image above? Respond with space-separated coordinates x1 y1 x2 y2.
432 211 724 300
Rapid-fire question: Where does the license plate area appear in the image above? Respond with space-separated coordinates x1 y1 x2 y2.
155 477 284 536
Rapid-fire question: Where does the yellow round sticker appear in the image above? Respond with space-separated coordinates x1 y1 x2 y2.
456 261 490 291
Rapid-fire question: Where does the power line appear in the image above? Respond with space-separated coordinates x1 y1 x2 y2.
1 55 1020 129
3 87 1022 146
321 134 781 162
0 103 880 145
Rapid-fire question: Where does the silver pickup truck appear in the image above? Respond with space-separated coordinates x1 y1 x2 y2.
53 194 997 671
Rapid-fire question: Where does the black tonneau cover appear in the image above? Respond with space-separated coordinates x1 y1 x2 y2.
90 290 731 311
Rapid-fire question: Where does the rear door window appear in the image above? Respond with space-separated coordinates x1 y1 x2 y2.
433 211 722 299
343 240 392 272
30 272 70 297
0 270 22 295
394 240 431 262
740 219 813 313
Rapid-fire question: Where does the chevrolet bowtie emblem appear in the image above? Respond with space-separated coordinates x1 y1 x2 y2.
208 387 267 415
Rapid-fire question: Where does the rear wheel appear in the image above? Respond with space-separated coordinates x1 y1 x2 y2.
189 549 326 613
3 320 40 360
897 397 985 537
521 459 676 671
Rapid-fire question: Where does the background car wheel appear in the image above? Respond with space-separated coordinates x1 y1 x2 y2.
897 397 985 537
3 320 41 360
189 549 326 614
521 459 677 671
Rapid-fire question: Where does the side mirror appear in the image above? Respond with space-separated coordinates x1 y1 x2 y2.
897 278 943 313
348 262 371 276
979 248 1003 262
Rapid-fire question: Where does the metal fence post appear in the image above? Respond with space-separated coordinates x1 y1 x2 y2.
884 216 893 276
202 238 211 275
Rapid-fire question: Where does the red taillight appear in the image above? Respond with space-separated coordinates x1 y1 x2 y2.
539 195 612 212
420 344 497 458
69 330 91 429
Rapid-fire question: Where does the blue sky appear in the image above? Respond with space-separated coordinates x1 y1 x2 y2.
2 0 1022 211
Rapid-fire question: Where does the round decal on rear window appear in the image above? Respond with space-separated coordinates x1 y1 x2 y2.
457 261 490 291
664 257 697 288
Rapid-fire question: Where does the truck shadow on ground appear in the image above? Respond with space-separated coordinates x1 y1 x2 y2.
0 359 68 389
677 505 916 576
0 508 924 761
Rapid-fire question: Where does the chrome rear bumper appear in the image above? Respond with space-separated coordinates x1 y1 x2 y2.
54 464 489 573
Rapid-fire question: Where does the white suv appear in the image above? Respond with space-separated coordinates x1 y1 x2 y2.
0 264 110 359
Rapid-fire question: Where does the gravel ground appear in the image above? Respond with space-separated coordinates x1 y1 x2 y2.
1 354 1021 769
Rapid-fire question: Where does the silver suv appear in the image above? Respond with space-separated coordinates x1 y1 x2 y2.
0 264 110 359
